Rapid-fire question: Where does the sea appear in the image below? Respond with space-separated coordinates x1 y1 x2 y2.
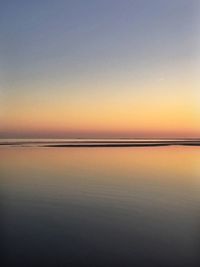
1 139 200 266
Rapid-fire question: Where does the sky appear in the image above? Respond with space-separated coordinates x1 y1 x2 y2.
0 0 199 138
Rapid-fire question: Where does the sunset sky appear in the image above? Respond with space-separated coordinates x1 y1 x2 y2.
0 0 199 138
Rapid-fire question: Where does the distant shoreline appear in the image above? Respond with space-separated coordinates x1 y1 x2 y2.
44 143 171 147
0 139 200 147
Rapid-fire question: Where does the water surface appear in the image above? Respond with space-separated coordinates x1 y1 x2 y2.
1 144 200 266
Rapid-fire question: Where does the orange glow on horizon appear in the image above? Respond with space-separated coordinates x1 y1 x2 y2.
1 80 200 138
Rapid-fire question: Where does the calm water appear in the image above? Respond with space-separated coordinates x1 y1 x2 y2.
1 145 200 266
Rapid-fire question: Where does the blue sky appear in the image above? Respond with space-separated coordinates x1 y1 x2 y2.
0 0 199 138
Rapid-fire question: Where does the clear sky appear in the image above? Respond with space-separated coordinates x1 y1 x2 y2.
0 0 199 138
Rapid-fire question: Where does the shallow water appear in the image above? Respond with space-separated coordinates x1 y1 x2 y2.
1 145 200 266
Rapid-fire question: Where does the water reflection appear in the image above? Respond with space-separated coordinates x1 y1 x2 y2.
1 146 200 266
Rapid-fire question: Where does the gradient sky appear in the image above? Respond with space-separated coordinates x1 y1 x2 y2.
0 0 199 138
